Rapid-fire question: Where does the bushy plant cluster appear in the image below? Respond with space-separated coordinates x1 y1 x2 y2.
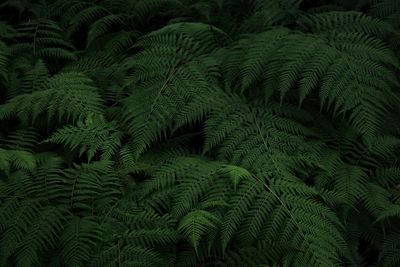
0 0 400 266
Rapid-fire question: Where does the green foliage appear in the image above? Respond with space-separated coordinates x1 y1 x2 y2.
45 113 122 161
1 0 400 266
0 72 104 123
178 210 220 254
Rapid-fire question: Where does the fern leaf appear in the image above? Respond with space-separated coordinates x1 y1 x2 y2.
178 209 220 254
45 113 121 161
87 14 124 48
60 217 102 267
122 24 222 157
0 41 9 83
0 72 104 123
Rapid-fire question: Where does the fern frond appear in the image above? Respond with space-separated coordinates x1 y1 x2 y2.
45 113 122 161
103 30 138 55
15 19 76 61
59 217 102 267
86 14 124 48
126 228 179 248
130 0 184 27
298 11 393 37
283 33 395 137
379 231 400 267
222 28 289 93
92 244 169 267
204 94 317 171
0 72 104 123
331 163 368 205
370 0 400 28
18 60 49 95
0 199 43 266
67 5 109 37
122 23 223 157
0 149 36 174
13 207 65 267
62 160 121 212
221 178 264 249
377 204 400 221
239 0 301 33
0 127 40 152
363 182 393 218
0 41 9 83
375 166 400 187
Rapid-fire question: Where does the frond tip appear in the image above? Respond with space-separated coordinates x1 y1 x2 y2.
178 210 220 254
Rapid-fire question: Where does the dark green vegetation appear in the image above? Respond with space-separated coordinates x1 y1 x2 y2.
0 0 400 266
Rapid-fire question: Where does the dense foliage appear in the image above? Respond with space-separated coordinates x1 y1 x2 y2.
0 0 400 266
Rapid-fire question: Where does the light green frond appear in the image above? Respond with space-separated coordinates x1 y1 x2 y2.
45 113 121 161
178 209 220 254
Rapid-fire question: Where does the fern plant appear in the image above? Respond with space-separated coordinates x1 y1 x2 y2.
1 0 400 266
